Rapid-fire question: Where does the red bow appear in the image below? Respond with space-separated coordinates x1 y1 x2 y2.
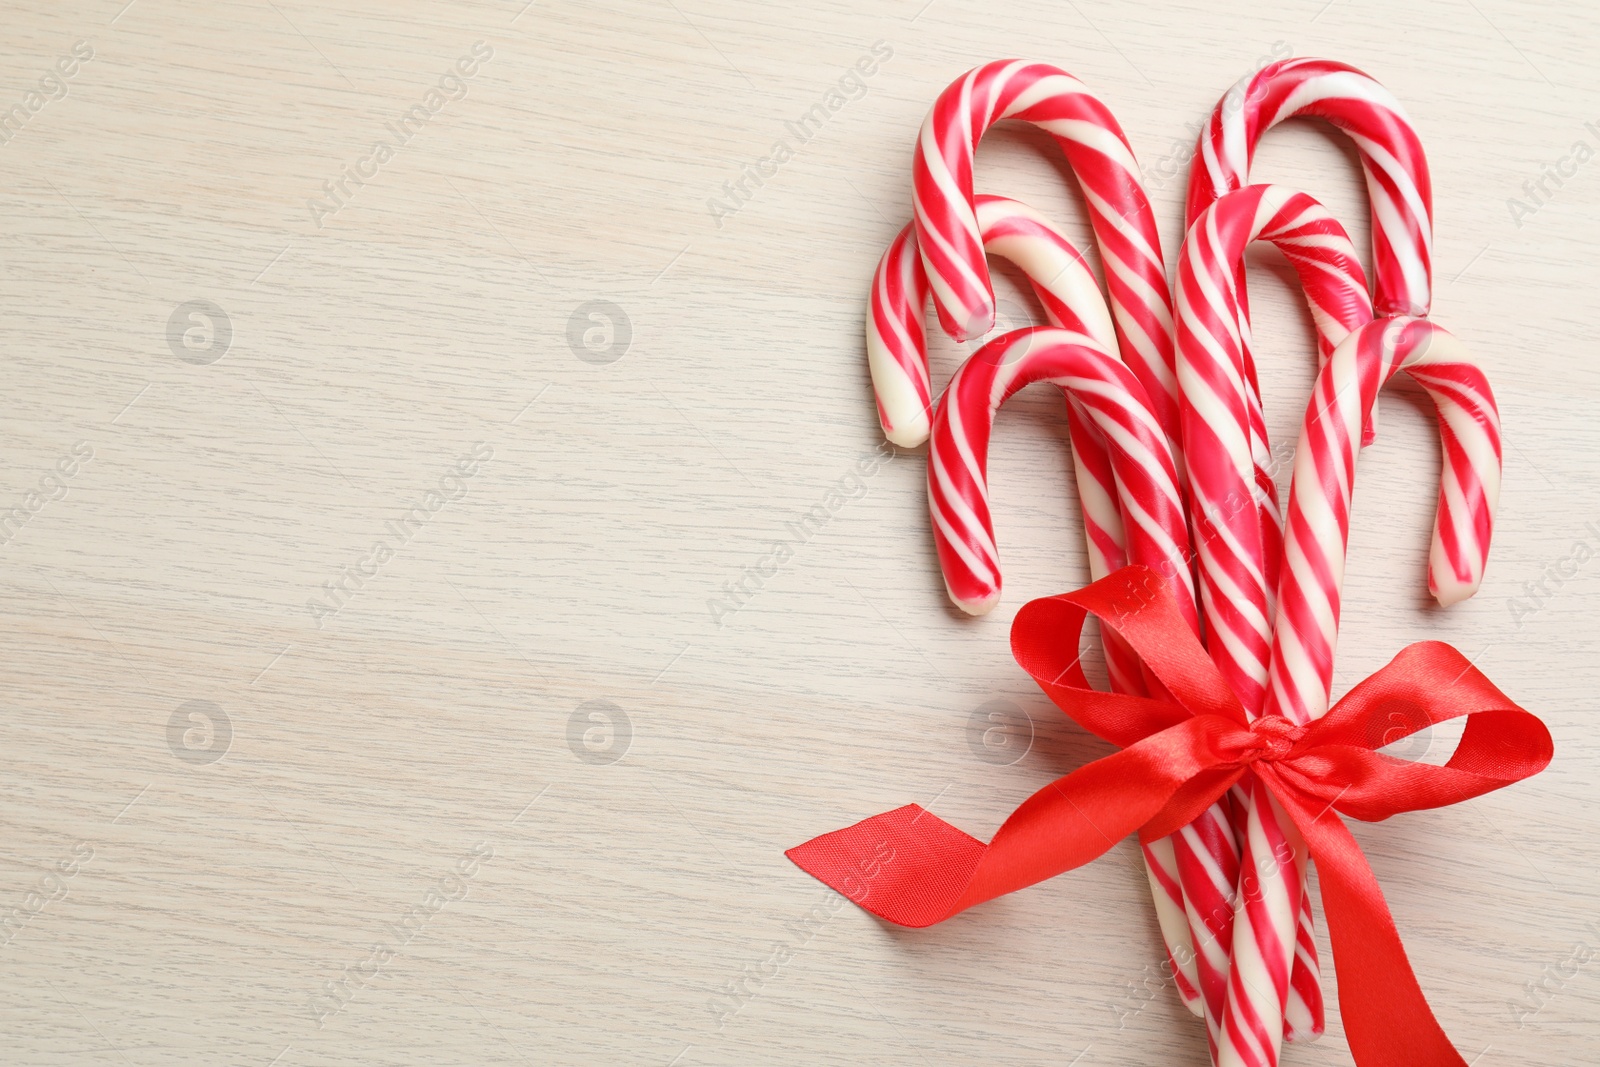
787 566 1551 1066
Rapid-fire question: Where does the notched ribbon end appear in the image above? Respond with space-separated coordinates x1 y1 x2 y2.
786 803 981 929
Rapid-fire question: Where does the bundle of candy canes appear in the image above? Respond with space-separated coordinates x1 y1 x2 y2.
790 58 1552 1067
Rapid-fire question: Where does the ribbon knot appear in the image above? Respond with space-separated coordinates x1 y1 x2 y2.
788 566 1552 1067
1245 714 1302 763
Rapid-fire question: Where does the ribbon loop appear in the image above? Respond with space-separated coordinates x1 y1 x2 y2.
1290 641 1554 822
1012 565 1248 734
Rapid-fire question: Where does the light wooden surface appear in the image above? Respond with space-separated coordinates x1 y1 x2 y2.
1 1 1597 1064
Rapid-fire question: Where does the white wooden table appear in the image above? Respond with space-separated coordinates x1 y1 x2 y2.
2 1 1596 1063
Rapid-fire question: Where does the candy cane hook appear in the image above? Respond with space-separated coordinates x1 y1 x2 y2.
913 60 1181 452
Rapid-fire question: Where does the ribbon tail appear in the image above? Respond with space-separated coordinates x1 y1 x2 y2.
789 733 1220 928
784 803 987 928
1273 781 1469 1067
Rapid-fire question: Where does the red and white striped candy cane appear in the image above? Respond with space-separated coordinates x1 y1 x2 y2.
1174 184 1372 1062
913 60 1180 453
1232 317 1500 1066
871 199 1135 679
1186 58 1437 586
1269 316 1502 727
1185 61 1446 1052
877 200 1205 1006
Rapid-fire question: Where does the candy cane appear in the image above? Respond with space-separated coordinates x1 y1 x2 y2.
1185 61 1453 1051
1190 58 1496 613
874 200 1205 1007
1269 316 1502 725
1220 316 1503 1067
1174 184 1372 1061
1185 58 1438 589
1257 316 1499 1055
913 60 1181 454
902 71 1221 991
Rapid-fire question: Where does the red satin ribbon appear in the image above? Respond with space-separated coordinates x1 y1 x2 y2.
787 565 1551 1067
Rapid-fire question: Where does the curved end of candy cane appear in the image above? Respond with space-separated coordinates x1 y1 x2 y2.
883 413 930 450
933 300 995 345
867 330 932 447
946 581 1000 616
929 475 1003 617
1402 319 1501 609
960 305 997 344
1428 570 1479 608
867 224 934 446
1427 511 1494 608
911 66 1009 344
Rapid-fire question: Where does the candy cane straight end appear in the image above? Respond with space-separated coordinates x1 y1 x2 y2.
1285 1014 1326 1045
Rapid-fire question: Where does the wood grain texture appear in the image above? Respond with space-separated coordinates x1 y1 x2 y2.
0 1 1596 1064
